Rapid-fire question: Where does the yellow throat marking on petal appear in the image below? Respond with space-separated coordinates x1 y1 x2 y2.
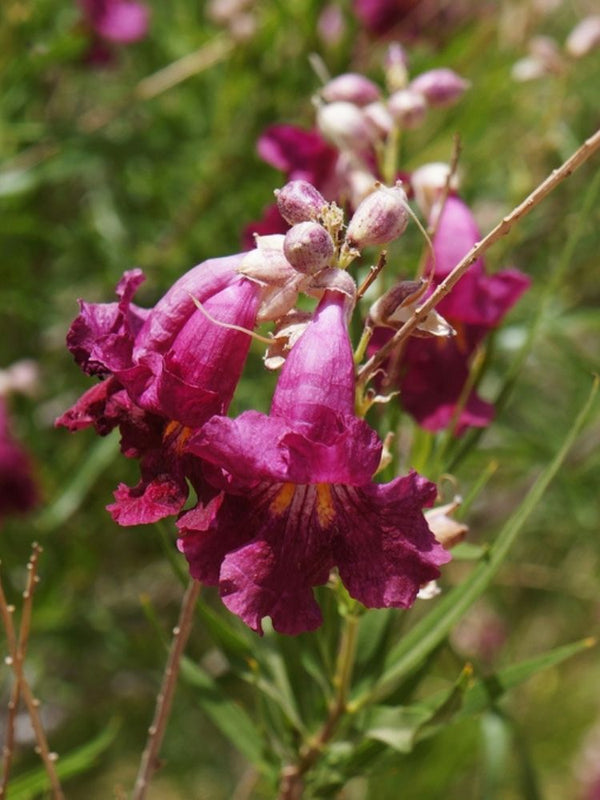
315 483 335 528
270 482 296 516
163 420 193 455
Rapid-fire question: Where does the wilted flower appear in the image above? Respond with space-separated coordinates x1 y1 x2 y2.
371 195 530 433
178 289 449 634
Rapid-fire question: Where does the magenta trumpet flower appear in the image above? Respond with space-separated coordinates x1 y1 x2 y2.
179 289 449 635
57 255 263 525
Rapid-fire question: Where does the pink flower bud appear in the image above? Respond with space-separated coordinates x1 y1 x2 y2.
411 162 459 218
283 222 335 273
275 180 327 225
321 73 381 106
316 102 374 152
362 101 394 138
345 184 409 248
565 16 600 57
387 89 427 128
410 68 470 107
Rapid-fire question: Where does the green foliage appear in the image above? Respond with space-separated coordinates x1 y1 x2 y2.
1 1 600 798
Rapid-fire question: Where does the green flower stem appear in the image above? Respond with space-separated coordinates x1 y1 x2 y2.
277 612 360 800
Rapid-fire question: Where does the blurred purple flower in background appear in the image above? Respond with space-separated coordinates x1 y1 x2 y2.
0 398 39 528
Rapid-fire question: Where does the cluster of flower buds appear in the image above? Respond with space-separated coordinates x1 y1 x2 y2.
315 48 470 161
512 15 600 81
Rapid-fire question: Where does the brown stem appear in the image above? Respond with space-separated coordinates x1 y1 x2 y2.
357 126 600 388
277 615 360 800
0 547 64 800
132 579 201 800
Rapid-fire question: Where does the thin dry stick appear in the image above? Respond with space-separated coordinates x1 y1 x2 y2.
132 579 202 800
79 37 234 133
0 550 64 800
1 544 42 797
356 250 387 301
357 127 600 388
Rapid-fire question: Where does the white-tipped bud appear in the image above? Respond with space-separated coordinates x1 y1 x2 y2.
410 68 470 107
321 73 381 106
345 183 409 248
387 89 427 128
411 162 459 219
283 222 335 273
566 16 600 58
275 180 327 225
316 101 374 152
362 101 395 138
385 43 409 91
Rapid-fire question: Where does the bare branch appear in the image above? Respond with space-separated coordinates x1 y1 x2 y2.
358 127 600 388
133 579 202 800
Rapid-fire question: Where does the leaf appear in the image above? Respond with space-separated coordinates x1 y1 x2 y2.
8 718 119 798
364 665 473 753
352 377 598 707
179 656 273 773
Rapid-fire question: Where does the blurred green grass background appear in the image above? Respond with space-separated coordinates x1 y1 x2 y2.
1 1 599 797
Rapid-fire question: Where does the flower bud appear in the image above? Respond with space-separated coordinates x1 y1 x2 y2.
345 184 409 248
275 180 327 225
362 101 394 138
316 101 374 152
411 162 459 219
283 222 335 273
387 88 427 128
565 15 600 58
410 68 470 107
385 43 409 91
321 73 381 106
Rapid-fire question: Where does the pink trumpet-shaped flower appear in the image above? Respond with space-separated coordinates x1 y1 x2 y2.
57 256 262 525
179 289 449 635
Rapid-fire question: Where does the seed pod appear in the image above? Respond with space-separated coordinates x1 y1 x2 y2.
387 88 427 129
321 73 381 106
345 184 409 249
275 180 327 225
410 68 470 107
283 222 335 273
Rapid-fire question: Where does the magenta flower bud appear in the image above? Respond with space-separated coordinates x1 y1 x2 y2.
566 16 600 58
345 184 409 248
387 88 427 128
317 102 374 152
410 68 470 107
321 73 381 106
283 222 335 274
274 180 327 225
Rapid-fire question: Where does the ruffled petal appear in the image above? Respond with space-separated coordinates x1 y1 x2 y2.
332 472 450 608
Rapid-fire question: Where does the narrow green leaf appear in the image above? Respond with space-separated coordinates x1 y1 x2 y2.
34 434 119 533
353 376 599 707
179 656 272 772
8 718 120 798
457 637 596 721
